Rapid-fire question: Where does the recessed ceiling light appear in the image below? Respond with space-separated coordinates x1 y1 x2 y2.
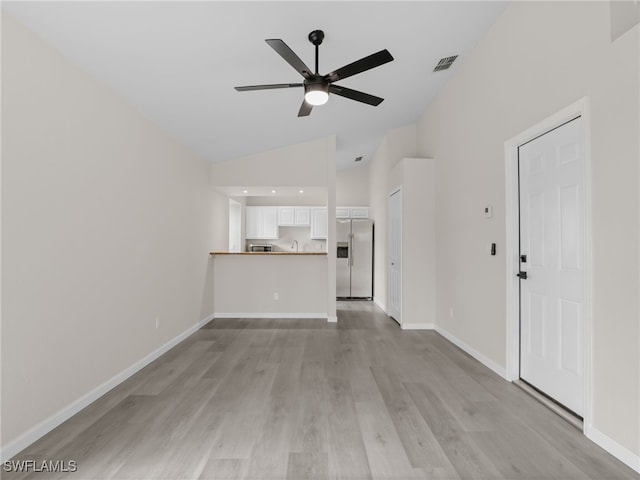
271 190 276 194
242 189 248 194
299 190 304 194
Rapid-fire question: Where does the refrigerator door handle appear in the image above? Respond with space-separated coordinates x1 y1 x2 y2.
349 233 354 266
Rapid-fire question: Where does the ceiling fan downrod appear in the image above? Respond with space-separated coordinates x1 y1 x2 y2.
308 30 324 75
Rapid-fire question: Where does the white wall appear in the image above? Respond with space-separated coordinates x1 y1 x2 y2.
336 164 370 206
211 189 231 252
210 137 330 188
416 1 639 460
367 125 417 311
1 12 217 453
228 199 242 252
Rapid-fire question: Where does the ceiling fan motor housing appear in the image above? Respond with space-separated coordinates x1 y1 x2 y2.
308 30 324 46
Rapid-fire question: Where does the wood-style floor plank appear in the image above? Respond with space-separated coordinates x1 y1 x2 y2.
369 367 454 472
286 452 329 480
4 302 638 480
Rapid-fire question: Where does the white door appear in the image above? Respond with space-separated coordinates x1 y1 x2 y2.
519 117 585 415
388 189 402 324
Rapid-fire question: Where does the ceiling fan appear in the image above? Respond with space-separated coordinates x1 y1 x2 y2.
234 30 394 117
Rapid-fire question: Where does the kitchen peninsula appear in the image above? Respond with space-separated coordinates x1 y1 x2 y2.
209 251 328 319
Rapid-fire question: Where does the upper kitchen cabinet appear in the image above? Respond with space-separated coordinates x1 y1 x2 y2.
310 208 328 239
294 207 311 225
277 207 294 226
277 207 310 226
246 206 279 239
336 207 350 219
336 207 369 219
348 207 369 219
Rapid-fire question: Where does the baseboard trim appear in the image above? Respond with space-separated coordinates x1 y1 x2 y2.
0 313 214 462
327 316 338 323
373 297 387 314
401 323 435 330
434 326 508 380
585 424 640 473
213 312 327 319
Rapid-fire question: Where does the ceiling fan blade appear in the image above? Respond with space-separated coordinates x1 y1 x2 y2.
235 83 303 91
266 39 313 79
329 85 384 106
324 49 394 83
298 100 313 117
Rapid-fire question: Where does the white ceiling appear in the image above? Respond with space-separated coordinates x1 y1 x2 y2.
3 1 508 170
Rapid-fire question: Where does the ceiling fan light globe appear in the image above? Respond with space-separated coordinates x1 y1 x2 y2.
305 90 329 106
304 81 329 106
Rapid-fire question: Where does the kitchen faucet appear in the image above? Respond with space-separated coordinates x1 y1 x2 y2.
291 240 299 252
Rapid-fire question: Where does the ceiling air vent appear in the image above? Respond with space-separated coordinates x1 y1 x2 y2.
433 55 458 72
355 156 363 162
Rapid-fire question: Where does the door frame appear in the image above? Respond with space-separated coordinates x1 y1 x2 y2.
504 97 593 431
388 186 403 325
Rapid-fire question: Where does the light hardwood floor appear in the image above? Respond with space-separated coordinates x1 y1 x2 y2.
5 301 638 480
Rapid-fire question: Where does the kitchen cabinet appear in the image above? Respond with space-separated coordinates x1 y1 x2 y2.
310 208 328 239
246 206 279 239
294 207 310 225
349 207 369 219
277 207 295 226
277 207 310 226
336 207 369 219
336 207 350 219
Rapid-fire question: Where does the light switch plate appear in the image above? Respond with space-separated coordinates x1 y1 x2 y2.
484 205 493 218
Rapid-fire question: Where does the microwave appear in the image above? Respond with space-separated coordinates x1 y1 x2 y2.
248 244 273 252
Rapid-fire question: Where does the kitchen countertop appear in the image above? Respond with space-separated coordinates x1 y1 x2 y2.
209 251 327 256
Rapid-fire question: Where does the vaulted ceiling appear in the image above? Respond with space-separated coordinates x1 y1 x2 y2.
3 1 508 169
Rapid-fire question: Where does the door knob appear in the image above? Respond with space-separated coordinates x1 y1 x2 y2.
517 271 528 279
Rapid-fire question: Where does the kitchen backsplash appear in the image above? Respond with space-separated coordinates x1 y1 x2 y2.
245 226 326 252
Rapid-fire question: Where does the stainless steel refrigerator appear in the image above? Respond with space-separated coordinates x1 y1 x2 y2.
336 219 373 298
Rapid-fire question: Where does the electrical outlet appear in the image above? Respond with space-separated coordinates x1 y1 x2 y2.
274 292 279 301
449 308 454 319
155 316 160 329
